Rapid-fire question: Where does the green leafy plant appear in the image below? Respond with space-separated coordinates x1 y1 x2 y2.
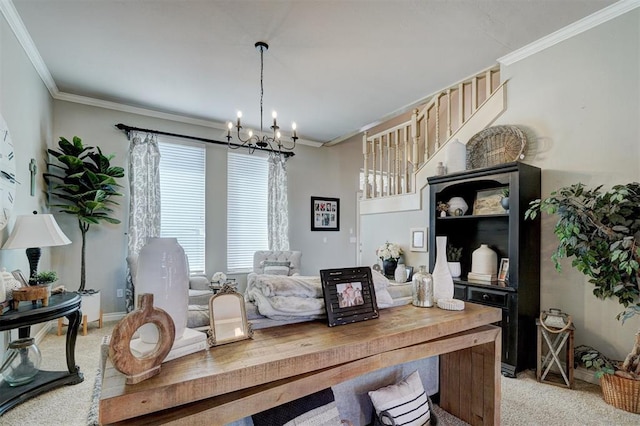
33 270 58 285
525 182 640 379
44 136 125 292
447 246 462 262
501 187 510 198
436 201 449 213
575 345 616 378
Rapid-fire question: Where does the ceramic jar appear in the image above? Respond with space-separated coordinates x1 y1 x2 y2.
382 259 398 278
432 236 454 302
412 265 434 307
394 263 407 283
447 197 468 216
471 244 498 275
136 237 189 342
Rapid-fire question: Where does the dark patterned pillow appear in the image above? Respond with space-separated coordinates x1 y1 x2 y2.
262 260 291 275
252 387 341 425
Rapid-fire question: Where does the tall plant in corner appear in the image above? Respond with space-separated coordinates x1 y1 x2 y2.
44 136 125 292
525 182 640 379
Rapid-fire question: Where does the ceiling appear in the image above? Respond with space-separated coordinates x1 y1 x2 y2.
9 0 618 145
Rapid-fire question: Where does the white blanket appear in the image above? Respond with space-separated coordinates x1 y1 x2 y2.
246 271 395 321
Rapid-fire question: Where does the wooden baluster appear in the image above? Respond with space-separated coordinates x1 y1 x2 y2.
485 70 492 98
471 77 477 113
405 125 411 193
411 108 419 173
423 109 429 162
458 83 464 128
377 137 382 198
435 94 441 150
371 138 377 198
397 128 403 194
446 88 452 138
386 134 391 196
362 132 369 199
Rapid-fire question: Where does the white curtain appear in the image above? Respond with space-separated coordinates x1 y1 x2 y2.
268 155 290 251
125 133 161 311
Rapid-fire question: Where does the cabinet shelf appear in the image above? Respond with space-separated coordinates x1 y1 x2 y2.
428 161 540 377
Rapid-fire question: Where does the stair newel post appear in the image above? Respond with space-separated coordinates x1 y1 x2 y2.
362 132 369 199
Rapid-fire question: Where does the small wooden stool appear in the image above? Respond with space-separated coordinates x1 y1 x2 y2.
536 317 575 389
58 310 103 336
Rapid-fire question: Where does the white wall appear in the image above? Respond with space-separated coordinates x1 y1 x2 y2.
52 100 364 313
358 9 639 361
494 9 640 360
0 13 54 347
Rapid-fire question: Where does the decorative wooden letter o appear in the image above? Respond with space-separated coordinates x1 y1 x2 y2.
109 293 175 384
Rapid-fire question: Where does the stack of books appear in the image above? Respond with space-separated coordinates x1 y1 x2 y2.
130 327 208 362
467 272 497 283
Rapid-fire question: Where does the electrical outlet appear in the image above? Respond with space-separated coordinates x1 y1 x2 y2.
116 289 124 298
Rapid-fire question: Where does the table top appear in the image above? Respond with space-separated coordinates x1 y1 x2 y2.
100 302 501 423
0 292 81 331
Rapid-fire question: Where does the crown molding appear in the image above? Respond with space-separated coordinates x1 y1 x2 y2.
498 0 640 66
0 0 58 95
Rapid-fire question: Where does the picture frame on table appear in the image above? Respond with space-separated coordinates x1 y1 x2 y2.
311 196 340 231
319 267 379 327
405 266 414 282
498 258 509 282
11 269 28 287
409 227 427 252
473 188 505 215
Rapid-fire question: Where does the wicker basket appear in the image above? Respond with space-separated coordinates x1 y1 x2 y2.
600 374 640 413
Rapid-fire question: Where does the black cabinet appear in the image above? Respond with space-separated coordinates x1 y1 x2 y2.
428 162 541 377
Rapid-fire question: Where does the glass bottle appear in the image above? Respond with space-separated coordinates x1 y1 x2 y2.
412 265 434 307
0 337 42 386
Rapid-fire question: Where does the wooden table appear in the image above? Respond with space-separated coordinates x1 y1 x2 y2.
100 302 502 425
0 293 83 416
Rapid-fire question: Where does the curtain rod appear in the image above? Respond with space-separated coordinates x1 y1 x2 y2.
115 123 295 158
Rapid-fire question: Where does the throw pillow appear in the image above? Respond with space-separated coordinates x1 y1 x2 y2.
251 387 342 425
263 260 291 275
189 274 210 291
368 371 436 426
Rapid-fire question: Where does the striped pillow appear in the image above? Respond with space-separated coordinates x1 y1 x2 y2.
263 260 291 275
368 371 435 426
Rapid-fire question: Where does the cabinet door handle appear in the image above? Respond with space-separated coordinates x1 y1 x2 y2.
482 294 490 301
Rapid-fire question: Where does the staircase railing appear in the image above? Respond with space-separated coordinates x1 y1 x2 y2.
362 65 502 200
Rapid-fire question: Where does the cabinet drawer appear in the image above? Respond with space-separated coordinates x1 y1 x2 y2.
468 288 508 308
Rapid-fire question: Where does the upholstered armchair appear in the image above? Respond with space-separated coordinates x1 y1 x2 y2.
253 250 302 276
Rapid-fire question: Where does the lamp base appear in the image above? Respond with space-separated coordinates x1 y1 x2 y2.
25 247 41 285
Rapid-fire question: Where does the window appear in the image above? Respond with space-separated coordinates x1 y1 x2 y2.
227 152 268 271
158 139 206 272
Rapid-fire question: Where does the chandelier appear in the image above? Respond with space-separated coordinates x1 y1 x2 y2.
226 41 297 154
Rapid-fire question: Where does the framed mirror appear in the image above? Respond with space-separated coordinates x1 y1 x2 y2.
207 284 253 346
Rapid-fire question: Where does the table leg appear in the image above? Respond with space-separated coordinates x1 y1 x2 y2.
65 309 82 375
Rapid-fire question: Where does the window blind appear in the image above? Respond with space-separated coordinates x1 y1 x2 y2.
158 140 206 273
227 152 269 271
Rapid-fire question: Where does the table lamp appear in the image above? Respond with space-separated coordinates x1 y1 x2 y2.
2 211 71 284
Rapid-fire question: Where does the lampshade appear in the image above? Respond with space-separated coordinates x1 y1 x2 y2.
2 214 71 249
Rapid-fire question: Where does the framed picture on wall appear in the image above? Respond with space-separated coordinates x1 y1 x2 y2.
311 196 340 231
498 258 509 282
410 227 427 252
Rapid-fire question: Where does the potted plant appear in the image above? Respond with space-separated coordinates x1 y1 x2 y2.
446 246 462 278
525 182 640 412
44 136 125 328
376 242 403 278
33 270 58 285
500 187 510 211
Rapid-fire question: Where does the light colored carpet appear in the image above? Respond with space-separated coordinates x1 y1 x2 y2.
1 322 639 425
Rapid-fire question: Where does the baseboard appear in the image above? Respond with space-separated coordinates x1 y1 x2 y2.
104 312 126 322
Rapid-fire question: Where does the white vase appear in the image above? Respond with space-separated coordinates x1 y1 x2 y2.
448 262 461 278
136 237 189 343
432 236 454 302
471 244 498 275
447 197 468 216
445 139 466 173
394 263 407 283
